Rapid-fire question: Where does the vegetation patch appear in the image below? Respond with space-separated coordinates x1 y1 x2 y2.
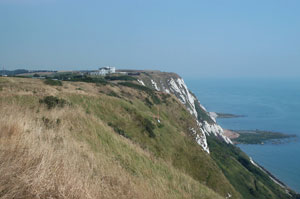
72 76 108 85
108 122 130 139
144 97 153 107
50 73 108 85
118 82 153 93
135 116 156 138
150 94 161 104
143 118 156 138
41 117 61 129
44 79 63 86
105 75 136 81
39 96 68 109
118 82 161 105
207 136 293 199
194 100 214 123
161 93 171 104
107 91 120 98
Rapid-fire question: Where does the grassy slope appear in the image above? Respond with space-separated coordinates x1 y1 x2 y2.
0 77 226 199
208 136 297 199
0 77 296 199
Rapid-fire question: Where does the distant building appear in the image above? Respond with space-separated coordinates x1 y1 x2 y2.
89 66 116 76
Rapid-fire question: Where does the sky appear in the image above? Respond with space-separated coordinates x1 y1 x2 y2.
0 0 300 78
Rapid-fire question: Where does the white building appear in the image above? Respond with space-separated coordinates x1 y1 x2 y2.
90 66 116 76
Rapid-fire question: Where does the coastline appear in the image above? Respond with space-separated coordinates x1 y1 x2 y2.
224 129 297 145
217 112 297 145
187 78 300 193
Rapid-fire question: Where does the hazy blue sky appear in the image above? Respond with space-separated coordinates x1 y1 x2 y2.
1 0 299 78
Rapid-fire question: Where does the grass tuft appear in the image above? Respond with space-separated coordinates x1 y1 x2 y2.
39 96 68 109
44 79 63 86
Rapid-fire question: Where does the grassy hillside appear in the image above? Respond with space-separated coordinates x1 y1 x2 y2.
208 137 299 199
0 77 228 199
0 76 297 199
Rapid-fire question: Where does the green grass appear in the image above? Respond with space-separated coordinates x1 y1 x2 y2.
73 110 224 199
208 136 295 199
194 100 214 123
67 92 240 198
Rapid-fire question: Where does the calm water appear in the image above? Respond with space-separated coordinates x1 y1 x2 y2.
185 78 300 193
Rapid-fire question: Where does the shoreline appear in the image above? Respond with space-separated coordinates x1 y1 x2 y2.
211 112 246 119
224 129 297 145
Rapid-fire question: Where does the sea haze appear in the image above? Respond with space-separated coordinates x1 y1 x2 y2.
186 77 300 193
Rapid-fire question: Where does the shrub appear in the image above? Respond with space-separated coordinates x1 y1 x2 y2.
39 96 67 109
142 118 156 138
107 91 120 98
108 122 130 139
157 122 164 128
67 75 108 85
105 75 136 81
161 93 171 103
144 97 153 107
44 79 62 86
150 94 161 105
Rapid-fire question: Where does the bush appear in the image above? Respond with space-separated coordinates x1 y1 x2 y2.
44 79 62 86
107 91 120 98
39 96 67 109
140 118 156 138
144 97 153 107
143 118 156 138
150 94 161 105
66 75 108 85
108 122 130 139
161 93 171 103
105 75 136 81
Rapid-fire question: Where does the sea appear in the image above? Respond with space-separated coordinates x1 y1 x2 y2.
185 77 300 193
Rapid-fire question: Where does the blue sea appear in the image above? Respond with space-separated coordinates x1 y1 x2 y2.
186 78 300 193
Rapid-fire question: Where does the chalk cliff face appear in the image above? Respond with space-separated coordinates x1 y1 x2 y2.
136 71 232 153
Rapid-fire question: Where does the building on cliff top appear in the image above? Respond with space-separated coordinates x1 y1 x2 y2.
89 66 116 76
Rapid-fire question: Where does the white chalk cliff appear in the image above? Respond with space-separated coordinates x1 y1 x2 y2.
137 73 232 153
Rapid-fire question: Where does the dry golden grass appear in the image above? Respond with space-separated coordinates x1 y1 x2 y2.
0 78 224 199
0 105 144 198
